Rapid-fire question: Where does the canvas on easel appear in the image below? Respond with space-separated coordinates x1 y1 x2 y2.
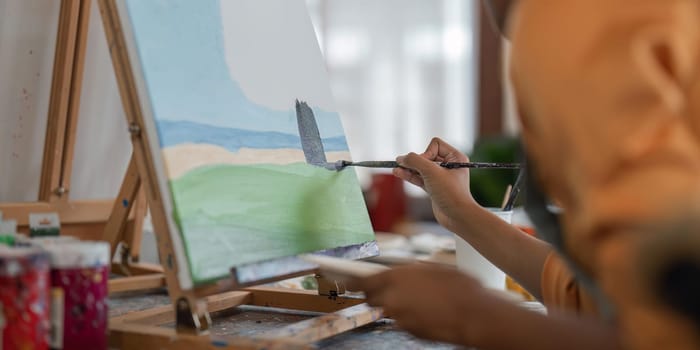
115 0 377 289
99 0 383 348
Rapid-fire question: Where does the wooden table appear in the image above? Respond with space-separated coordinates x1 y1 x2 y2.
109 289 463 350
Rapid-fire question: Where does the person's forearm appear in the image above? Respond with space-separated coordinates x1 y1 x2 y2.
468 301 622 350
452 202 551 299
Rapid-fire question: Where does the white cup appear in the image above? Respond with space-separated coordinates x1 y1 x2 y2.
454 208 512 290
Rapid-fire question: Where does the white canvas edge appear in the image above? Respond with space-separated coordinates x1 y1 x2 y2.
114 0 194 290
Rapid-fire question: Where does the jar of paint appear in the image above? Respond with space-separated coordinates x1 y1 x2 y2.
0 246 51 350
41 242 110 350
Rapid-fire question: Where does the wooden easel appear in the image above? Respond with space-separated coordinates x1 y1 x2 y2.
97 0 383 348
0 0 110 239
0 0 162 294
104 155 166 293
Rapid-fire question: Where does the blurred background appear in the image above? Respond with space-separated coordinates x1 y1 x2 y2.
0 0 521 233
307 0 478 181
0 0 531 298
307 0 520 228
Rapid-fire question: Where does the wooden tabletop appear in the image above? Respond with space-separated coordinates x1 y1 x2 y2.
108 289 463 350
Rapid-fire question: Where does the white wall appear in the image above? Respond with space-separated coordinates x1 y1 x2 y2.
1 0 479 264
307 0 479 189
70 2 131 200
0 0 131 202
0 0 60 201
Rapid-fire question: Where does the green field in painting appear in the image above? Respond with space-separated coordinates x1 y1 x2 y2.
169 162 375 285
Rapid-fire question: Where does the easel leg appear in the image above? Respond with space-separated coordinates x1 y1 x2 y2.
104 154 140 260
125 186 147 262
40 0 91 203
105 154 165 293
254 304 383 344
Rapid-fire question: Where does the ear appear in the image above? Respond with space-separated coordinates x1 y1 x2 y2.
632 29 691 114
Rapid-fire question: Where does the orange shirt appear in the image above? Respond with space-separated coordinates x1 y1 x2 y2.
509 1 700 349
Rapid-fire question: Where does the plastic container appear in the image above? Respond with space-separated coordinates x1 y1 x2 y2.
454 208 512 290
0 246 51 349
42 241 110 350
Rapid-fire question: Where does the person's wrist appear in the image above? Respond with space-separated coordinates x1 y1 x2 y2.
450 196 482 228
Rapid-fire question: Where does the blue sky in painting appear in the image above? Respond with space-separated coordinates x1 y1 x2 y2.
123 0 346 140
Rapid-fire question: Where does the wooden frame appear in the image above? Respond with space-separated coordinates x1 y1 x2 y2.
110 286 381 349
40 0 90 203
97 0 383 347
103 154 165 294
0 0 157 293
0 0 112 239
477 0 504 137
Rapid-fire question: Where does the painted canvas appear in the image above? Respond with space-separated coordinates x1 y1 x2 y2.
120 0 377 286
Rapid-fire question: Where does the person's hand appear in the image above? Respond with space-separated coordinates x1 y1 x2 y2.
350 264 510 346
393 137 476 232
